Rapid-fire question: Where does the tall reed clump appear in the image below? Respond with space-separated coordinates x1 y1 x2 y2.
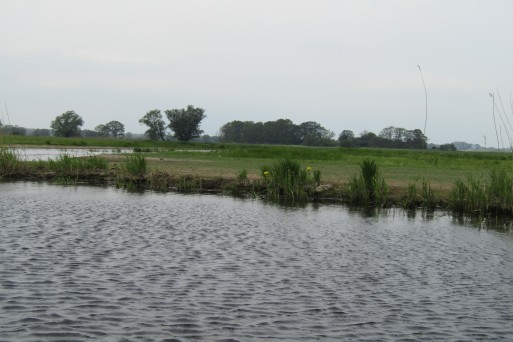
0 148 23 177
260 159 319 201
448 168 513 215
347 159 389 207
116 154 147 189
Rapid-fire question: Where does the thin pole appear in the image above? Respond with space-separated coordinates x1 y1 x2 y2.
417 65 427 135
490 93 500 150
4 102 11 126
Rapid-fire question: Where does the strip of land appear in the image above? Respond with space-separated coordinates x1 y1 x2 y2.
2 136 513 212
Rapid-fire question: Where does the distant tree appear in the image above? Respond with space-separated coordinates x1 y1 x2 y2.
32 128 51 137
452 141 473 150
105 120 125 137
219 120 246 143
379 126 394 140
95 124 110 137
50 110 84 137
139 109 167 141
438 143 456 151
0 125 26 136
0 119 2 127
338 130 355 147
298 121 335 146
165 105 206 142
409 129 427 149
339 130 355 141
82 129 100 138
262 119 300 145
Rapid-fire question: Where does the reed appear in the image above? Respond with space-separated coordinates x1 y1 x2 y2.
420 178 437 209
116 154 147 190
175 174 202 192
0 148 22 177
401 178 437 210
487 168 513 213
347 159 389 207
47 154 108 174
118 154 147 178
401 180 418 210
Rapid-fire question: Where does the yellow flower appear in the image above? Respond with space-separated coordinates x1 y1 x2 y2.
306 166 312 172
263 171 270 176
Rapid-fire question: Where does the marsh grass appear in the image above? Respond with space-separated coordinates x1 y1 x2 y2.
260 159 319 201
347 159 389 207
116 154 147 189
0 148 23 177
47 154 108 175
449 168 513 215
401 178 437 210
175 175 202 192
119 154 147 178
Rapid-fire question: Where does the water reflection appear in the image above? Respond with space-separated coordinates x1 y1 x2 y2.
1 182 513 341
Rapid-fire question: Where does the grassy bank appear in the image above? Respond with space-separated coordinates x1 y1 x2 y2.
2 136 513 215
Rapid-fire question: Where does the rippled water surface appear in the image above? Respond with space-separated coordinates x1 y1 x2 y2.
1 182 513 341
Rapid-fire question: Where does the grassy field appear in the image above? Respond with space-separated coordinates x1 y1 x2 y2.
2 134 513 205
138 144 512 199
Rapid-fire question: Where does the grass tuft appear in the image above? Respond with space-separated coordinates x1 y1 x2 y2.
347 159 389 207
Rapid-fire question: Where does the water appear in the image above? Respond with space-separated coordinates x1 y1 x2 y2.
1 182 513 341
8 147 131 161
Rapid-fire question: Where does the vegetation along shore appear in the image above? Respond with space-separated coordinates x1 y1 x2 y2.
2 135 513 217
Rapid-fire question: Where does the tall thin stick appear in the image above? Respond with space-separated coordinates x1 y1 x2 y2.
4 102 11 126
490 93 500 150
417 65 427 135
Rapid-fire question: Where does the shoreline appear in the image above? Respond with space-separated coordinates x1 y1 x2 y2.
2 142 513 217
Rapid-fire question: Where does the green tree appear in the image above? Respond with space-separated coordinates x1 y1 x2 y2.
50 111 84 137
165 105 206 142
263 119 299 144
298 121 334 146
95 124 110 137
139 109 167 141
105 120 125 137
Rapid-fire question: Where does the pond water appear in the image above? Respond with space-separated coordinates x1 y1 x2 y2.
1 182 513 341
8 147 131 161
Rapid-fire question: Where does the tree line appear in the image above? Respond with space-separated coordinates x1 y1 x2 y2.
219 120 427 149
2 106 431 149
219 119 336 146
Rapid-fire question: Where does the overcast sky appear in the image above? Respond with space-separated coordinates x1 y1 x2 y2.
1 0 513 145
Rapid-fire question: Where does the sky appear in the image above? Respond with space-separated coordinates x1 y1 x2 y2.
1 0 513 145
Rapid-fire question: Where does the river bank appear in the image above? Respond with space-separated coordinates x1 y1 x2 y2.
2 140 513 215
